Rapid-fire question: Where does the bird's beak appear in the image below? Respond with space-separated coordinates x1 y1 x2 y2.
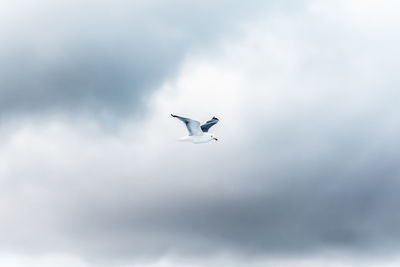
213 137 218 141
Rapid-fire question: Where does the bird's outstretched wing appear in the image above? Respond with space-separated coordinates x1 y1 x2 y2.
201 117 219 132
171 114 203 136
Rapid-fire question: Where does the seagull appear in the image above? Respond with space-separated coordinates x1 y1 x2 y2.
171 114 219 144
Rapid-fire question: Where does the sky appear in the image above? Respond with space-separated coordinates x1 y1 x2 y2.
1 0 400 266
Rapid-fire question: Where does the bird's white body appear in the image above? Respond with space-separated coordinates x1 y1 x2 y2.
171 114 219 144
178 133 215 144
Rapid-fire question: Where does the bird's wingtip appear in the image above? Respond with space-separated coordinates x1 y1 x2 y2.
171 114 177 117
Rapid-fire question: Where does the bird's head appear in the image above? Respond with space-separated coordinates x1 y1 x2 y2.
209 133 218 141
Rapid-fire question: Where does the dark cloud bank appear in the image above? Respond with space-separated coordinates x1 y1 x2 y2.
65 115 400 263
0 0 277 119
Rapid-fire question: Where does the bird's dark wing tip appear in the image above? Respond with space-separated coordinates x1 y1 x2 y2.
212 116 219 120
171 114 177 117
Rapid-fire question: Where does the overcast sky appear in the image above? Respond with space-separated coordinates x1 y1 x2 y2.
1 0 400 266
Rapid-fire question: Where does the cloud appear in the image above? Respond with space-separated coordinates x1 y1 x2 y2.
1 0 400 266
0 0 276 120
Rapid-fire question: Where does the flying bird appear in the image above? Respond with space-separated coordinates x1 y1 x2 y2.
171 114 219 144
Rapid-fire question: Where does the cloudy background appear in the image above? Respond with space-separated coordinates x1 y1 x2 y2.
1 0 400 266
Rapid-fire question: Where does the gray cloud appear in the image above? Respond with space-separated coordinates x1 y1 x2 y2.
3 111 400 264
0 0 277 120
60 128 400 263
